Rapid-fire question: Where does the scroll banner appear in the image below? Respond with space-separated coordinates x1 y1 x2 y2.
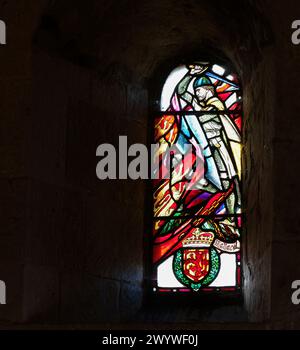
213 239 240 253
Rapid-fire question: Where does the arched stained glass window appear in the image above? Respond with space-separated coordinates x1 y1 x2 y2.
152 62 242 293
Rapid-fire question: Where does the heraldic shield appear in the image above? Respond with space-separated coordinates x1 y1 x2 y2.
173 230 220 291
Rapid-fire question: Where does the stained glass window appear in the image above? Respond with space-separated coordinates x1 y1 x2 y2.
152 62 242 293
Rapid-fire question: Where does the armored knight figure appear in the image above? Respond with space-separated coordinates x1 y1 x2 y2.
176 64 241 241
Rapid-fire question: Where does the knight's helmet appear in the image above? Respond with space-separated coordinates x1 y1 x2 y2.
193 76 215 93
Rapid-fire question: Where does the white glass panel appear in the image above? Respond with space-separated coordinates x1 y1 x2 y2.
212 64 225 76
160 65 188 111
209 253 236 287
157 255 184 288
225 92 237 108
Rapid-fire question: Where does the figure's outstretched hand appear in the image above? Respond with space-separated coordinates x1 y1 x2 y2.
188 64 207 75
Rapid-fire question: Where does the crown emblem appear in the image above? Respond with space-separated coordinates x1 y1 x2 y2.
182 229 214 248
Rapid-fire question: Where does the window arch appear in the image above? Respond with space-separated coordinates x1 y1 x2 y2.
152 61 242 293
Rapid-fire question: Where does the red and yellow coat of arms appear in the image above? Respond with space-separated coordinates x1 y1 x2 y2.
173 230 220 290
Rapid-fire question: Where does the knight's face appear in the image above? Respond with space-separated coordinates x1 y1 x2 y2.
195 87 209 101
